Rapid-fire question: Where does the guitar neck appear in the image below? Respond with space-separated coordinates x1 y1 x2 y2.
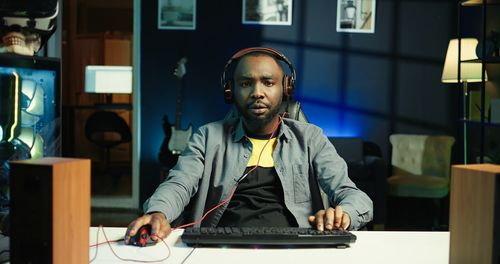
175 78 183 129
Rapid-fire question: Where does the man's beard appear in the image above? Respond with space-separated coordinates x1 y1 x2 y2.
236 101 281 128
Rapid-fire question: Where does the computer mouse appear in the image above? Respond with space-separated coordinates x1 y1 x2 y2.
127 224 152 247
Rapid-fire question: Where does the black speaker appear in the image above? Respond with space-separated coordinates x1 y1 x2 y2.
10 164 53 262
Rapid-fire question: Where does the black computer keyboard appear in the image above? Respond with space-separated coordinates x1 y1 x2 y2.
181 227 356 247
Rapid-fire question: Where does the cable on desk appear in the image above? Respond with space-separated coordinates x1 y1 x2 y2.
88 113 286 262
180 247 196 264
89 225 101 263
85 112 286 262
89 225 171 263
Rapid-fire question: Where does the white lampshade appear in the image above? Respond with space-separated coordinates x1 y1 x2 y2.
345 1 356 19
441 38 487 83
85 65 133 94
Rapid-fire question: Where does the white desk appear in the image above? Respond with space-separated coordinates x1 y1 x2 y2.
89 227 450 264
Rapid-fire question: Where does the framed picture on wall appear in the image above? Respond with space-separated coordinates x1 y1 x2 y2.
242 0 293 26
158 0 196 30
336 0 376 33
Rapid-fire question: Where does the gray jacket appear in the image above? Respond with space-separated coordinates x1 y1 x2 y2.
144 117 373 230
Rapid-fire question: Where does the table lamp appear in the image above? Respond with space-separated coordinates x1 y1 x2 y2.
441 38 488 164
84 65 133 104
442 38 487 85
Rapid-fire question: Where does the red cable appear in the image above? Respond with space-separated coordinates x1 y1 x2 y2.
89 112 286 262
173 112 286 230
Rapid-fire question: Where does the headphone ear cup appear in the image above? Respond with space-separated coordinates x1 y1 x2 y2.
283 75 294 98
223 82 233 104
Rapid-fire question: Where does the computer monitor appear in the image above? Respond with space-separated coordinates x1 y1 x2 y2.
0 53 61 160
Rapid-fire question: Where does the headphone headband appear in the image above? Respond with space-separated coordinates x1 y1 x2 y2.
221 47 296 104
230 47 290 63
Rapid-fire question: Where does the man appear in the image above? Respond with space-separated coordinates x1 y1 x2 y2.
125 47 373 243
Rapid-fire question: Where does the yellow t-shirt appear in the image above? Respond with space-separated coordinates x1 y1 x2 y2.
247 137 277 168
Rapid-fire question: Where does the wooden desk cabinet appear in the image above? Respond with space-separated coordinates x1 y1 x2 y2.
449 164 500 264
10 157 90 264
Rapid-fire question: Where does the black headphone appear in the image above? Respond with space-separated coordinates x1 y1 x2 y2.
221 47 296 104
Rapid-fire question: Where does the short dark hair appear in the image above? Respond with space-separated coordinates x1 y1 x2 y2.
231 51 286 80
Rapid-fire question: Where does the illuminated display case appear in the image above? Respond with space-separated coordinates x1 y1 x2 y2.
0 53 61 213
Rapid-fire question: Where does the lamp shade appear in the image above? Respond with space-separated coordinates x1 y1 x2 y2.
345 0 356 19
441 38 487 83
85 65 133 94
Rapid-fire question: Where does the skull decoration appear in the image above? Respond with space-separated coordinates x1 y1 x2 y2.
0 31 42 56
0 0 59 56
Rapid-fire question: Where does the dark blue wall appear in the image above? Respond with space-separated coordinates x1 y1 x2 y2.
139 0 459 203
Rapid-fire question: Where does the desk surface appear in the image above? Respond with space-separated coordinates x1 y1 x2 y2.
89 227 450 264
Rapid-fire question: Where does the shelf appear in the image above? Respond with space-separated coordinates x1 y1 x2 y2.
460 119 500 127
461 0 500 6
66 103 133 110
462 57 500 63
459 0 500 164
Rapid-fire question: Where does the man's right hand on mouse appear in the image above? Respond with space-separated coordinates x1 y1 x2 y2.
125 212 171 244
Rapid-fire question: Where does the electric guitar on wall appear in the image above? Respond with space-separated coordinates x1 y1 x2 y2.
158 57 193 169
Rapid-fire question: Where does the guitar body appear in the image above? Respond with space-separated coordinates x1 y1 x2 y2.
168 124 192 155
158 115 177 168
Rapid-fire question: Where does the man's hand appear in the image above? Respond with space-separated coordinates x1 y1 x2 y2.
308 206 350 231
125 212 171 243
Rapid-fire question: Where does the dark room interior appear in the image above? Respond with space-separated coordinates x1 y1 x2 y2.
58 0 499 232
0 0 499 262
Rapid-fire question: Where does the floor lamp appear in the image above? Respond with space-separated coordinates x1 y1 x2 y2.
441 38 487 164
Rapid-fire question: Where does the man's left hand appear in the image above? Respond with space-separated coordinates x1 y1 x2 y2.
308 206 350 231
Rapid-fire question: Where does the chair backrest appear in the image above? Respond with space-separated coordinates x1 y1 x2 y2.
84 111 132 148
390 134 455 179
328 137 364 163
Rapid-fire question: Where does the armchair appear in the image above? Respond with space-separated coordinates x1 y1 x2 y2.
387 134 455 228
388 134 455 198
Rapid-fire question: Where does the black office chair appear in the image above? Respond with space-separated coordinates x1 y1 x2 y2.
175 100 331 226
223 100 383 230
84 111 132 176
